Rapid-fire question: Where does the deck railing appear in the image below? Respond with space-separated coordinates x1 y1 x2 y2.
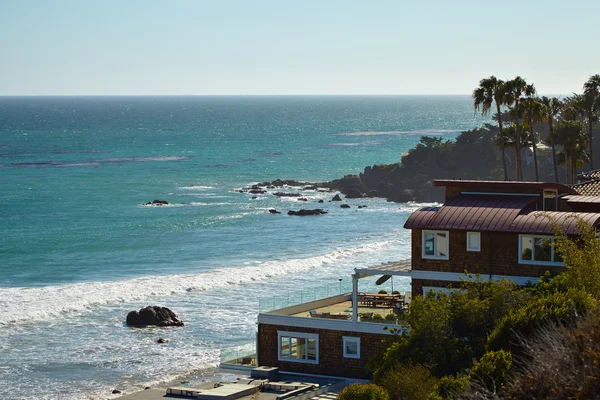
259 280 353 313
220 342 257 366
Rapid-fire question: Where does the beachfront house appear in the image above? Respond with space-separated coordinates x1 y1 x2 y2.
404 179 600 295
222 178 600 381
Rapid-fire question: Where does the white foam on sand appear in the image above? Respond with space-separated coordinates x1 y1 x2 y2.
0 240 397 326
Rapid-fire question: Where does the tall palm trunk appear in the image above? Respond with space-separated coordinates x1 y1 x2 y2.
549 121 559 182
515 148 521 181
588 115 594 170
528 113 539 181
514 103 522 181
496 103 508 180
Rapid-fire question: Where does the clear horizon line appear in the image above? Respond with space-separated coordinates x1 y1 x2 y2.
0 93 477 97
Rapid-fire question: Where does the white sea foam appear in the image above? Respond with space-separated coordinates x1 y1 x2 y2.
338 129 461 136
0 240 396 327
178 186 214 190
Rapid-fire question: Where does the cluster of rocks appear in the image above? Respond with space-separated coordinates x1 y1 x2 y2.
126 306 184 327
143 200 169 206
287 209 328 216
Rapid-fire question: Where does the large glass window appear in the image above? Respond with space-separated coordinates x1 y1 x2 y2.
519 235 562 265
422 230 449 259
278 331 318 364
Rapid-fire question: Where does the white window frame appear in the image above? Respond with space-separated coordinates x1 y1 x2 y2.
422 230 449 260
342 336 360 359
518 234 563 266
466 232 481 252
277 331 319 364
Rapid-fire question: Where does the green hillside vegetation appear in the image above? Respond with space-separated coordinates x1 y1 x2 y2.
349 74 600 203
340 220 600 399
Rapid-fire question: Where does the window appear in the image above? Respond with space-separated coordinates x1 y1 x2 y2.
278 331 318 364
343 336 360 359
467 232 481 252
422 230 449 260
543 190 558 211
519 235 562 265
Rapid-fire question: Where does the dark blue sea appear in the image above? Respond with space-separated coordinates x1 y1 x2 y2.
0 95 486 399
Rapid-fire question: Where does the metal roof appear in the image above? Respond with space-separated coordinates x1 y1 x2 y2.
562 195 600 204
508 211 600 235
404 195 537 232
354 260 411 279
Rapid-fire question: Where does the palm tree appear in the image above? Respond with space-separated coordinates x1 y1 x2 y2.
554 120 588 183
504 77 533 180
540 96 563 182
583 74 600 170
496 123 530 177
522 95 543 181
473 76 508 180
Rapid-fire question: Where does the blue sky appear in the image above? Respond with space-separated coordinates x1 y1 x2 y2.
1 0 598 95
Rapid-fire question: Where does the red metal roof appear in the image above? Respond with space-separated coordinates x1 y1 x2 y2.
435 179 578 195
404 194 600 234
509 212 600 235
404 195 537 231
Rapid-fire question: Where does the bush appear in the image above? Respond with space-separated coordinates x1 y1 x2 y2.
385 314 396 322
337 383 389 400
469 350 511 392
373 313 385 322
377 363 438 400
487 288 596 353
378 290 388 294
392 291 400 295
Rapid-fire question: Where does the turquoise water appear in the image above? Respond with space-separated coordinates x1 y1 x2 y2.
0 96 486 399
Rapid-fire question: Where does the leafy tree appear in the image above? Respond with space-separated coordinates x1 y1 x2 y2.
495 123 529 176
473 76 509 180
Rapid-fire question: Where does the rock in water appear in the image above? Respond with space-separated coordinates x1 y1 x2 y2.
157 338 169 343
287 209 328 216
126 306 184 327
340 204 351 208
331 194 343 201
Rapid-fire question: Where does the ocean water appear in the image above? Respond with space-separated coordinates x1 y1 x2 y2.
0 95 486 399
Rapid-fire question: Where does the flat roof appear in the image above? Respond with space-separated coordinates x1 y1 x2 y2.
354 260 411 278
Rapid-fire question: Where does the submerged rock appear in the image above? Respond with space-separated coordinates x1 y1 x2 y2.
126 306 184 327
144 200 169 206
331 194 343 201
268 209 281 214
340 204 351 208
157 338 169 344
288 209 328 216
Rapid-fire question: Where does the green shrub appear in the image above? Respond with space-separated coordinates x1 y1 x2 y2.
337 383 389 400
385 314 396 322
487 288 596 353
392 291 400 295
434 374 470 399
377 363 438 400
469 350 511 391
372 313 384 322
378 290 388 294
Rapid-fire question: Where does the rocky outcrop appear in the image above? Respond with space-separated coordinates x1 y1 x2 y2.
268 209 281 214
273 192 302 197
287 209 328 216
126 306 184 327
144 200 169 206
331 194 343 201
